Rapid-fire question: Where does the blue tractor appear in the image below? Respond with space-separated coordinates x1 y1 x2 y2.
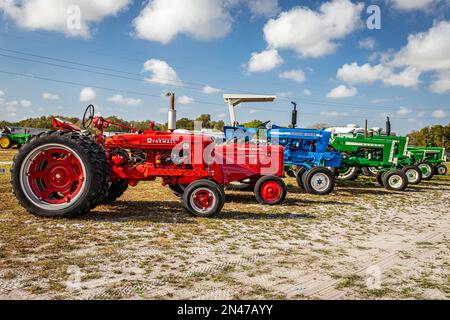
222 94 342 195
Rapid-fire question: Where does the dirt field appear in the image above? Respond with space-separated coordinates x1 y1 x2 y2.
0 148 448 300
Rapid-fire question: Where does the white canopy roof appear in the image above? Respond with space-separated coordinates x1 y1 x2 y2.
223 94 276 106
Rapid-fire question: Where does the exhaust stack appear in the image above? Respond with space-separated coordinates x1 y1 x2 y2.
364 119 368 138
386 117 391 136
167 93 176 131
291 102 298 128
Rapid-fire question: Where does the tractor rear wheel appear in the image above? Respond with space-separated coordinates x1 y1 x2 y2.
254 176 287 205
337 167 359 181
401 165 422 185
434 164 447 175
0 136 12 149
183 180 224 218
11 131 110 218
99 180 128 205
382 170 408 191
418 161 434 180
295 167 307 189
304 167 335 195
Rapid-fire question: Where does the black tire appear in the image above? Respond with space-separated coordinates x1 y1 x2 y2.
362 167 374 177
382 170 408 191
168 184 185 197
337 167 359 181
295 166 307 189
376 171 385 187
434 164 447 175
99 180 128 205
11 131 110 218
254 175 287 205
304 167 335 195
0 136 12 149
286 167 296 178
182 180 224 217
418 161 434 180
401 165 422 185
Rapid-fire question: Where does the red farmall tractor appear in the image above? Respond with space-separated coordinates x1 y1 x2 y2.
11 95 286 218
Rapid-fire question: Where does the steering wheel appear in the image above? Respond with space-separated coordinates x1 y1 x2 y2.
82 104 95 129
258 120 271 129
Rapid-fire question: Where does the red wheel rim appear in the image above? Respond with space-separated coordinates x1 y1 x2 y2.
191 189 215 211
260 181 282 202
27 148 85 205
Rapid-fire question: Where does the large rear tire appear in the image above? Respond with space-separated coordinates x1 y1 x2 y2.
376 171 385 187
418 161 434 180
304 167 335 195
0 136 12 149
382 170 408 191
254 176 287 205
183 180 224 218
11 131 110 218
337 167 359 181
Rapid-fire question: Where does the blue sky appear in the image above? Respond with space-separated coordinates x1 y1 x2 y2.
0 0 449 135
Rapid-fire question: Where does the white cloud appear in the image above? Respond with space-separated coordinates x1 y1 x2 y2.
80 87 96 102
320 111 349 117
262 0 363 58
358 37 376 50
177 95 194 105
133 0 233 44
397 106 412 116
303 89 312 96
388 0 436 11
432 109 447 119
202 85 222 94
247 49 283 73
248 0 279 17
0 90 4 98
430 71 450 94
0 0 131 38
326 85 358 99
337 62 421 88
20 99 32 107
279 69 305 83
107 94 142 106
390 21 450 72
42 92 60 101
143 59 183 86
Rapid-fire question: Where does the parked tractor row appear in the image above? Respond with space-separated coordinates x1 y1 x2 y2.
7 93 448 219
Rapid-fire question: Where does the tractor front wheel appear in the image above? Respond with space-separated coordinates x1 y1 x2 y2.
376 171 385 187
401 165 422 185
11 131 110 218
295 167 307 189
0 136 12 149
418 161 434 180
183 180 224 218
304 167 335 195
434 164 447 175
382 170 408 191
254 176 287 205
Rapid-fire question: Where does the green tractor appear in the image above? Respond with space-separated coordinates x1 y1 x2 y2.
0 127 34 149
407 146 447 178
330 132 420 191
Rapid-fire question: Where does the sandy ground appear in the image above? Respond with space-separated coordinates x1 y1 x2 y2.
0 149 448 300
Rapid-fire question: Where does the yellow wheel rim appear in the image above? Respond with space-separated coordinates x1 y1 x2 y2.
0 137 10 148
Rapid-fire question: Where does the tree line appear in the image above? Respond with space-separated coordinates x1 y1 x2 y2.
407 123 450 150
